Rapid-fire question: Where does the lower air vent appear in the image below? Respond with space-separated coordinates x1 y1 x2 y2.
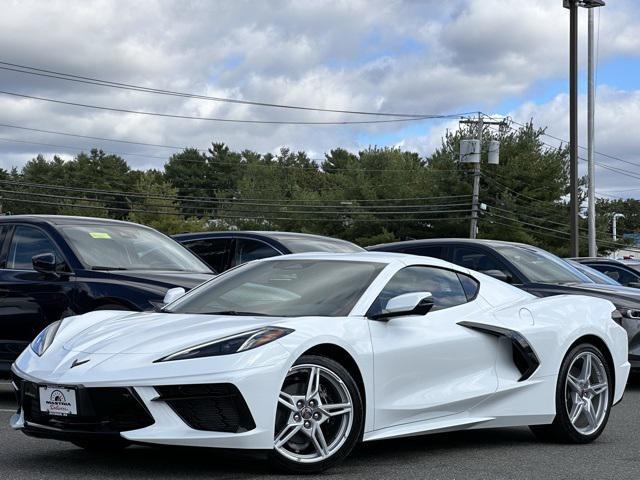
154 383 255 433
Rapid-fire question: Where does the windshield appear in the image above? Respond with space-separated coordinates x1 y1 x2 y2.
274 235 364 253
567 260 621 286
494 245 590 284
165 259 385 316
61 224 211 272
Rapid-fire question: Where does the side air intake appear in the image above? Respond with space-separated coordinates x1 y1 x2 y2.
458 321 540 381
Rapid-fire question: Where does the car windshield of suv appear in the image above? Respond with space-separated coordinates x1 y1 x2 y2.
494 245 590 285
273 235 364 253
165 259 385 317
61 224 211 272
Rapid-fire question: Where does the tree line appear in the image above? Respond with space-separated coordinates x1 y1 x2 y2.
0 123 633 255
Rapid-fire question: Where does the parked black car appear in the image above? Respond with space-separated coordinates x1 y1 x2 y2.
570 257 640 288
173 231 364 273
0 215 213 375
369 238 640 371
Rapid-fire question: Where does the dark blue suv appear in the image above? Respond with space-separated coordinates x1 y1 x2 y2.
0 215 213 375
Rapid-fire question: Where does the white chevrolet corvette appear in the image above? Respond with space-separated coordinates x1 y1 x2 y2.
10 253 630 473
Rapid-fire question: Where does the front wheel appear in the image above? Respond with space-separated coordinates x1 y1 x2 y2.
269 355 363 474
530 343 612 443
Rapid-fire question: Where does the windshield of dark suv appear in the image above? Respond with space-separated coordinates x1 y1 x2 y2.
494 245 590 285
61 224 211 272
273 235 364 253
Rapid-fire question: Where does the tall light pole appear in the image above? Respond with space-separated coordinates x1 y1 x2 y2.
612 213 624 242
563 0 605 257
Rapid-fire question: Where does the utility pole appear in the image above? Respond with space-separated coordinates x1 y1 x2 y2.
564 0 605 257
568 0 579 257
470 113 482 239
459 115 507 239
587 8 597 256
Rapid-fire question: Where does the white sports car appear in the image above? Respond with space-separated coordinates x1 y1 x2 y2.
10 253 630 473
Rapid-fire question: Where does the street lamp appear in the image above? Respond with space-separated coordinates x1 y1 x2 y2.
563 0 605 257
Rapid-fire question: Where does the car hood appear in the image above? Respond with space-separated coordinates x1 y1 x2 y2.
100 270 213 290
62 311 282 355
522 282 640 307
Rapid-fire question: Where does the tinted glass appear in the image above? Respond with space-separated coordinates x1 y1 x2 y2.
370 266 468 315
452 246 513 281
235 238 280 265
7 226 60 270
61 225 211 272
494 245 589 284
275 235 364 253
182 238 230 273
589 264 639 286
166 259 385 317
457 272 480 300
403 245 444 258
567 261 620 286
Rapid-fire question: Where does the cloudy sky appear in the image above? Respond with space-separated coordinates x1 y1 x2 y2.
0 0 639 197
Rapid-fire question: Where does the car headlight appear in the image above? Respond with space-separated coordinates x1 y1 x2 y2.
156 326 294 362
30 320 62 356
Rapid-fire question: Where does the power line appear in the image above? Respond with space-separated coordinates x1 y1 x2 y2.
0 195 472 223
0 89 467 126
0 122 186 150
0 60 472 119
0 179 471 206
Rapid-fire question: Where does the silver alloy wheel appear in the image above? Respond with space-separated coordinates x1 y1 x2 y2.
274 364 354 464
565 351 609 435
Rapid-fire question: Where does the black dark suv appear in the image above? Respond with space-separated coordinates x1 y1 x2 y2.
0 215 213 375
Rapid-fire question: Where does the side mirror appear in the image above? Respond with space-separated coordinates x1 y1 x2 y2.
163 287 186 305
627 282 640 289
32 253 58 275
370 292 434 321
481 269 510 283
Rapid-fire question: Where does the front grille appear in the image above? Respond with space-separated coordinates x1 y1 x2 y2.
155 383 255 433
18 378 154 433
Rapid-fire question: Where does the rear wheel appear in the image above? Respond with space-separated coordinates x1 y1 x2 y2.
530 343 612 443
269 355 363 473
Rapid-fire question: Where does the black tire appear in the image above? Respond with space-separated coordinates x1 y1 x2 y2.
72 438 131 451
530 343 613 443
269 355 364 474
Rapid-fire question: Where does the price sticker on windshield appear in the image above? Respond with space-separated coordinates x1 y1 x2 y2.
89 232 111 239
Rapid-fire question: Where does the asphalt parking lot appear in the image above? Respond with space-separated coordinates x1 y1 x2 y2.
1 378 639 480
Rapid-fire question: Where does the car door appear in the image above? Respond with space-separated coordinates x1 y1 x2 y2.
367 265 499 430
180 237 232 273
0 225 74 366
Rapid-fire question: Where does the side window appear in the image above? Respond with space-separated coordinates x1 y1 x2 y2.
0 226 7 268
370 266 469 316
457 273 480 300
591 265 637 286
235 238 280 265
182 238 230 274
6 226 61 270
403 245 444 259
452 246 513 282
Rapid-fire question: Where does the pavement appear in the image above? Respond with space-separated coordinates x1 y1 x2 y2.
1 377 639 479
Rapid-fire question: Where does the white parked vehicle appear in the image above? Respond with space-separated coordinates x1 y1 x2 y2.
10 253 630 473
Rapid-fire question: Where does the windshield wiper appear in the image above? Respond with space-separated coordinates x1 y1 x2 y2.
200 310 271 316
91 266 129 271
